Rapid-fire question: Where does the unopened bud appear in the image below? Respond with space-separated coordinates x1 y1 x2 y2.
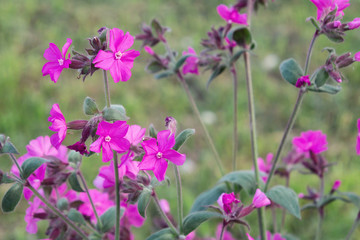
68 150 82 166
329 71 342 83
83 97 99 115
57 198 69 211
165 116 177 135
330 180 341 194
337 58 354 68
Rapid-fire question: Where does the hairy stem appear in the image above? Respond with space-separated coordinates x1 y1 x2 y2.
113 152 121 240
345 211 360 240
264 31 319 192
219 223 226 240
315 212 323 240
173 165 184 233
9 153 23 177
152 191 179 235
28 185 89 239
103 70 111 108
78 171 102 230
230 64 239 171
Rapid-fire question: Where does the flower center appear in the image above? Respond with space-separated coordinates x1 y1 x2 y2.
156 152 163 159
58 59 64 66
115 51 123 60
105 136 111 142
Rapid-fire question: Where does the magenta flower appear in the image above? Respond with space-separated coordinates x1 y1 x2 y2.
159 199 171 213
217 192 241 214
42 38 72 83
93 28 140 83
48 103 67 149
121 199 145 228
293 130 328 154
79 189 114 223
89 120 130 162
25 196 46 234
125 124 146 146
258 153 273 183
144 45 155 56
354 52 360 62
295 75 311 88
356 119 360 155
182 47 199 75
332 180 341 191
247 231 285 240
310 0 350 21
252 189 271 208
217 4 248 25
138 130 186 181
348 18 360 30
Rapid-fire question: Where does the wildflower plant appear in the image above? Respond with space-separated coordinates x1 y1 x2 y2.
1 0 360 240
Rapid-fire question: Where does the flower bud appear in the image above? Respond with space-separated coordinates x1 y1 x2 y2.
66 120 88 130
68 150 82 165
329 70 342 83
330 180 341 194
83 97 99 115
165 116 177 135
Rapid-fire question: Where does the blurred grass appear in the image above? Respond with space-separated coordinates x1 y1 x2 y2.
1 0 360 239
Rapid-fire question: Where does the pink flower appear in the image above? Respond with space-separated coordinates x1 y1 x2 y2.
159 199 170 213
93 28 140 83
182 47 199 75
252 189 271 208
356 119 360 155
79 189 114 223
185 232 196 240
217 4 248 25
25 196 46 234
216 224 235 240
292 130 328 154
332 180 341 191
121 199 145 228
138 130 186 181
298 193 305 198
310 0 350 21
247 231 285 240
257 153 273 183
89 120 130 162
354 52 360 62
48 103 67 149
217 192 241 214
125 125 146 146
144 45 155 55
42 38 72 83
295 75 311 88
348 18 360 30
27 135 68 162
246 233 255 240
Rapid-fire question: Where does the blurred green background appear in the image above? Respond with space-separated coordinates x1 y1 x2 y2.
1 0 360 239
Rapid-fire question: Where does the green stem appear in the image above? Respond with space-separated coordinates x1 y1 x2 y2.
78 171 102 230
113 152 121 240
9 153 23 177
280 177 290 231
176 73 225 176
264 30 319 192
219 223 226 240
173 165 184 233
272 206 278 233
345 211 360 240
152 191 179 235
28 185 89 239
315 213 323 240
230 64 238 171
103 70 111 108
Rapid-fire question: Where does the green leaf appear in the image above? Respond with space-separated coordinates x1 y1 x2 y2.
68 172 84 192
308 84 341 94
102 105 129 121
307 17 320 31
149 124 158 138
68 208 86 225
311 67 329 87
138 189 152 218
183 211 224 235
217 170 257 194
68 151 82 166
83 97 99 115
2 182 23 213
174 55 191 71
317 195 349 208
89 233 103 240
0 135 19 154
279 58 304 86
190 183 230 213
339 192 360 209
0 173 15 185
206 65 226 89
173 129 195 151
96 207 124 233
324 31 344 43
301 203 317 211
146 61 164 74
145 228 177 240
154 70 174 80
151 19 163 35
266 185 301 219
229 50 246 65
227 27 252 47
21 157 47 179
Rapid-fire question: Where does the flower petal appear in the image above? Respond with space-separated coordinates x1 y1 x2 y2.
61 38 72 57
138 154 156 170
153 158 168 181
163 149 186 166
93 50 115 70
157 130 175 152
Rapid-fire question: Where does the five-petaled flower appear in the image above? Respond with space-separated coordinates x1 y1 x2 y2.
292 130 328 154
182 47 199 75
89 120 130 162
48 103 67 149
217 4 248 25
42 38 72 83
93 28 140 83
138 130 186 181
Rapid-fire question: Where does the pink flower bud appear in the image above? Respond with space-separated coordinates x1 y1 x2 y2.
144 45 155 55
332 180 341 191
165 116 177 135
354 52 360 62
348 18 360 30
159 199 170 213
252 189 271 208
298 193 305 198
246 233 255 240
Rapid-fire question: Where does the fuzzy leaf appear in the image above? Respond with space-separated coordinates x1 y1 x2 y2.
174 55 191 71
183 211 224 235
227 27 252 46
279 58 304 86
0 135 19 155
0 173 15 185
217 170 257 194
308 84 341 94
339 192 360 209
154 70 174 80
68 172 84 192
149 124 158 139
57 197 69 211
229 50 246 65
266 185 301 219
96 206 124 233
206 65 226 89
2 182 23 213
190 183 230 213
83 97 99 115
21 157 47 179
173 129 195 151
102 105 129 121
324 31 344 43
311 67 329 87
138 190 152 218
145 228 177 240
146 61 164 74
68 208 86 225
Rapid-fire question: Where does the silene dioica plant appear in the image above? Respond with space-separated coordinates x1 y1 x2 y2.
1 0 360 239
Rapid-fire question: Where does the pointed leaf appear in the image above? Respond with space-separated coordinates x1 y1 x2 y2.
190 183 230 213
68 172 84 192
96 206 124 233
138 189 152 218
217 170 257 194
2 182 23 213
174 55 191 71
311 67 329 87
279 58 304 86
266 185 301 219
183 211 224 235
0 135 18 154
206 65 226 89
0 173 15 185
68 208 86 225
145 228 177 240
21 157 47 179
154 70 174 80
339 192 360 209
308 84 341 94
173 129 195 151
229 50 246 65
146 61 164 74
